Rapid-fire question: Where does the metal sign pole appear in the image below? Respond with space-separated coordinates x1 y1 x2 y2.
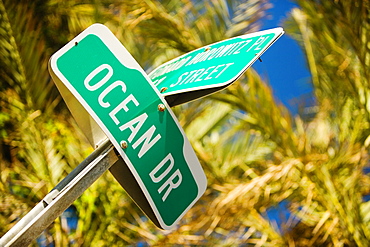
0 139 117 247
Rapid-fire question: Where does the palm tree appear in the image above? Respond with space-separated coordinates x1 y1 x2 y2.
280 1 370 246
0 0 95 245
3 0 369 246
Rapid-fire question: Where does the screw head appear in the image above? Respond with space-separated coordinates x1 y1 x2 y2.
120 141 128 149
158 104 166 112
205 47 211 51
160 87 168 93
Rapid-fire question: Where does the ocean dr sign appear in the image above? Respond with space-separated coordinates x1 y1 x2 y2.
149 27 284 106
49 24 207 230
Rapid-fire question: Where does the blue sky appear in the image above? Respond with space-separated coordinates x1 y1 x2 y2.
254 0 311 228
252 0 312 114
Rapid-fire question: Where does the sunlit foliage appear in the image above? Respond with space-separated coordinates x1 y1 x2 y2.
0 0 369 246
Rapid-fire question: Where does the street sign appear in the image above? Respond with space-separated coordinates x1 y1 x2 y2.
49 24 207 230
149 27 284 106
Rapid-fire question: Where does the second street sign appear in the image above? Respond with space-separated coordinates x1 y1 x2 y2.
149 27 284 106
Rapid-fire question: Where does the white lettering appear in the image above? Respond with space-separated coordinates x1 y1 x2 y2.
170 72 188 87
119 113 148 142
205 64 223 80
149 154 182 201
183 68 205 84
195 66 215 82
186 53 202 66
178 70 197 85
158 169 182 201
215 62 233 78
207 46 224 60
98 80 126 108
149 153 174 183
109 94 139 125
84 64 113 91
172 63 234 86
247 36 267 52
132 125 161 158
215 43 236 58
151 57 191 79
232 40 252 54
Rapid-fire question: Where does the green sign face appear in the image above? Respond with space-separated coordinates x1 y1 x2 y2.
49 24 206 230
149 28 284 105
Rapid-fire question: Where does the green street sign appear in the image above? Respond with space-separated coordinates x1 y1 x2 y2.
149 28 284 106
49 24 207 230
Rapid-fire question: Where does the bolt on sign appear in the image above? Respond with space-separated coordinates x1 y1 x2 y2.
49 24 207 230
149 27 284 106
